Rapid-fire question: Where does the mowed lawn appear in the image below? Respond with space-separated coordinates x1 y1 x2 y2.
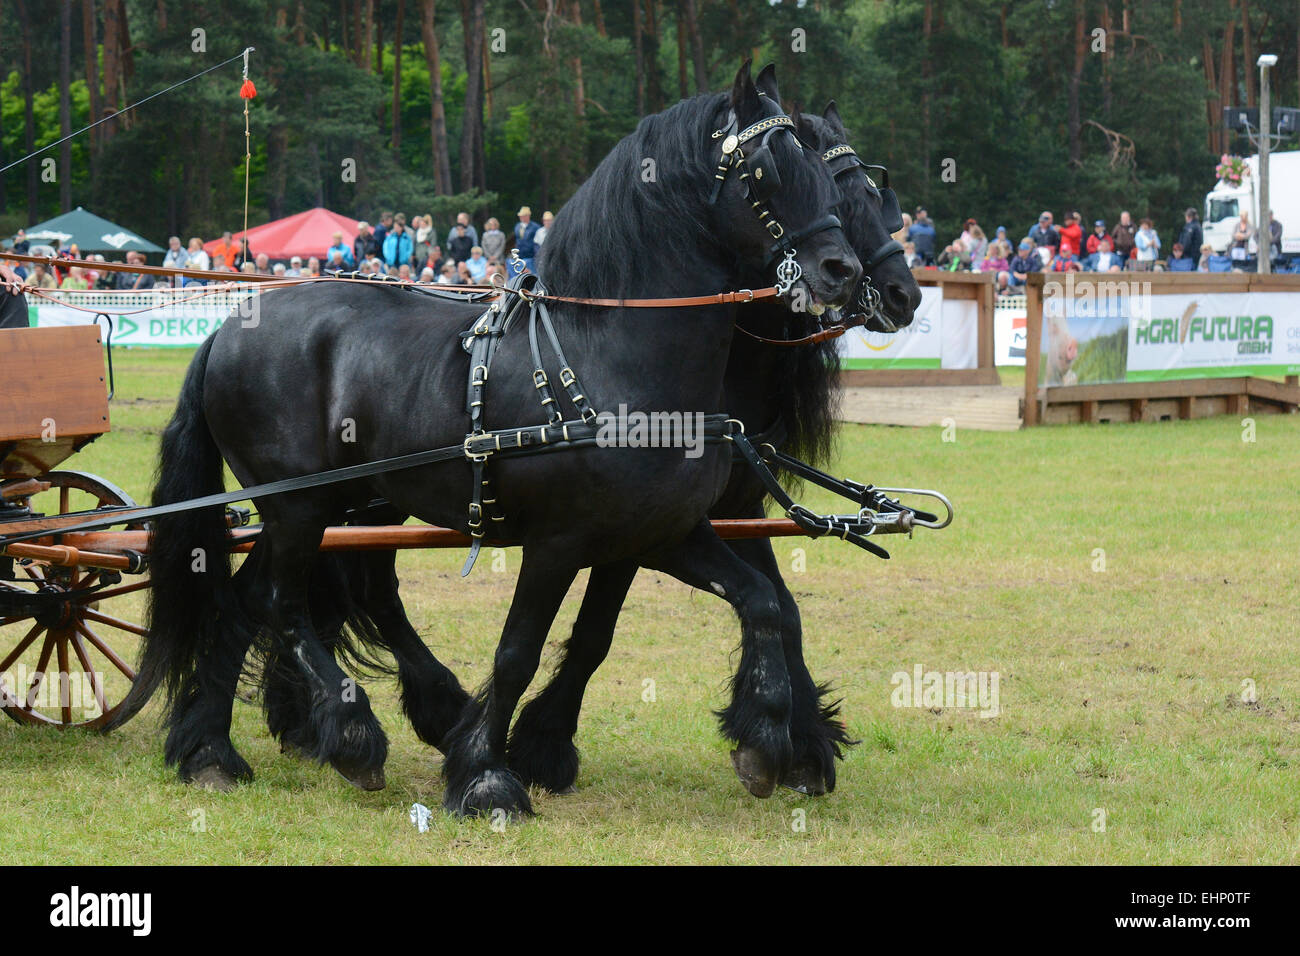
2 348 1298 864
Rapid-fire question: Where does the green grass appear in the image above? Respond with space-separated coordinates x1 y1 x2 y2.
3 348 1299 864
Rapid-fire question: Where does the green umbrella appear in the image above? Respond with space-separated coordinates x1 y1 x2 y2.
7 206 164 255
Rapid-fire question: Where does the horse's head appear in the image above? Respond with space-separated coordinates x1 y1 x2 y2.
794 103 921 331
710 63 861 314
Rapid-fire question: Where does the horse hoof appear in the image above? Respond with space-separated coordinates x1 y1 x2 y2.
333 761 386 791
449 768 533 819
186 764 242 793
730 747 779 799
780 761 828 797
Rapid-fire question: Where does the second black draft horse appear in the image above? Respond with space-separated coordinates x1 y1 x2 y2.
113 63 862 817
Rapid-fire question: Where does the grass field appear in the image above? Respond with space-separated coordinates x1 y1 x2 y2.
2 349 1299 864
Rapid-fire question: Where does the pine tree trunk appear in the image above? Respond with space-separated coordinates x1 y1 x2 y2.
572 0 586 117
15 0 37 221
684 0 707 91
59 0 73 212
1068 0 1085 165
644 0 664 111
1242 0 1256 107
393 0 404 151
422 0 454 193
676 5 688 100
82 0 100 156
633 0 646 115
459 0 486 190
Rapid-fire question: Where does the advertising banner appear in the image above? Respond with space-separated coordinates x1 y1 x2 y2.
29 290 252 347
838 286 978 370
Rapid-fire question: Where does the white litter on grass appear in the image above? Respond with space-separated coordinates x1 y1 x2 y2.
409 802 433 833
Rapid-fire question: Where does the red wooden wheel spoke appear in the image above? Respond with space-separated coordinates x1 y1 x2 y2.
70 631 106 716
0 622 45 674
87 579 150 601
75 568 101 589
60 486 70 515
77 622 136 681
22 564 45 584
1 615 27 627
82 608 147 637
26 632 56 710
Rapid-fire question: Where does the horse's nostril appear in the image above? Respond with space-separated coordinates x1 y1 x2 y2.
822 258 856 284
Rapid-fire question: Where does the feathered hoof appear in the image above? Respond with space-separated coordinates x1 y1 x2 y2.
184 764 246 793
730 745 780 799
445 768 533 819
331 756 387 791
780 760 829 797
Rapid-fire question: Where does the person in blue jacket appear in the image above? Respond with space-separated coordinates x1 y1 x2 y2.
512 206 541 276
382 220 413 270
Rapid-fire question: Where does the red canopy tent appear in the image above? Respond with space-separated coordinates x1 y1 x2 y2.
204 207 360 263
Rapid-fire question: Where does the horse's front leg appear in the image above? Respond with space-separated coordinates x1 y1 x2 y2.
725 522 855 796
507 559 640 793
645 521 792 797
441 550 579 818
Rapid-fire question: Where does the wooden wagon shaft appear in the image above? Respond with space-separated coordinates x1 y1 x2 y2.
2 518 814 572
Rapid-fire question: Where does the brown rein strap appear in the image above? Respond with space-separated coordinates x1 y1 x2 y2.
519 287 780 308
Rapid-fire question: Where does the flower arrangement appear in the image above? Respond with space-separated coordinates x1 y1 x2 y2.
1215 154 1249 186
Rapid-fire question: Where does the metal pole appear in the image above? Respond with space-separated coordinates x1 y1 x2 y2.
1259 56 1274 273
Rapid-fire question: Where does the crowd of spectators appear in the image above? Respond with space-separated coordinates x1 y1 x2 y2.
3 205 557 290
896 205 1287 297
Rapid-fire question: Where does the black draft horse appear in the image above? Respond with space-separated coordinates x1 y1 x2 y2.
504 102 922 798
112 64 862 817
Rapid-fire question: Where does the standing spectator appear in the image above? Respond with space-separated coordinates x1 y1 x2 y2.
907 207 936 266
211 231 240 271
354 221 377 263
1177 208 1203 269
382 220 413 268
162 236 186 270
1111 211 1137 261
447 222 474 263
512 206 542 275
1266 210 1283 262
535 211 555 246
445 211 479 249
902 241 921 268
893 212 912 246
1085 219 1108 255
414 215 435 266
184 237 210 272
11 229 30 255
372 212 393 253
1028 212 1059 253
1230 211 1255 264
1057 211 1083 257
326 231 355 268
1133 218 1160 271
991 225 1009 249
1008 239 1040 287
481 218 506 261
961 221 988 263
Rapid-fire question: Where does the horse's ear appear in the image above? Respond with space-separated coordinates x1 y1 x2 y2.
730 59 761 119
755 63 780 102
823 100 845 134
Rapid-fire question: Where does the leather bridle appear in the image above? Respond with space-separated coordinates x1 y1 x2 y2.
707 106 843 302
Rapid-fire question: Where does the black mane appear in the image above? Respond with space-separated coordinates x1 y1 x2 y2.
537 92 730 298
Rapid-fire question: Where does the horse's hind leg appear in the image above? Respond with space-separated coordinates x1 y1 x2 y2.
645 521 792 798
264 511 389 790
442 550 578 817
726 527 855 796
508 559 639 793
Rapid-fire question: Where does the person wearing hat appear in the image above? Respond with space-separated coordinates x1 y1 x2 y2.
1177 208 1203 269
1028 212 1059 253
1008 239 1040 287
512 206 542 276
535 211 556 246
1085 219 1108 256
1057 211 1083 258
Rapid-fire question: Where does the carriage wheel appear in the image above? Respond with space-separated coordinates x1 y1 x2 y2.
1 471 148 730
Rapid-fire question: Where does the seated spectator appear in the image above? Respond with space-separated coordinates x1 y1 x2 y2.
935 237 970 271
183 237 210 286
1008 240 1040 287
893 212 912 246
1085 219 1108 255
962 222 988 262
255 253 272 275
980 239 1010 275
325 250 348 273
1196 243 1217 273
398 263 413 281
436 261 462 284
116 251 156 290
1166 243 1194 272
306 256 321 277
991 225 1008 249
285 256 304 277
903 241 921 269
419 267 436 284
211 231 240 271
1084 237 1124 272
465 246 489 282
326 231 355 269
162 236 186 270
240 261 257 275
30 262 57 289
61 266 89 290
1205 250 1233 272
447 223 474 263
1050 248 1083 272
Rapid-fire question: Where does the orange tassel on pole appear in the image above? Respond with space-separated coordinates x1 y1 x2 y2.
240 78 257 99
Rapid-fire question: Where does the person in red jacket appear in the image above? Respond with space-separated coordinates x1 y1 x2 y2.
1057 211 1084 258
1085 219 1108 255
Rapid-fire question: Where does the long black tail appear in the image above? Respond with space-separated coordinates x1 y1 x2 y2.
102 334 240 732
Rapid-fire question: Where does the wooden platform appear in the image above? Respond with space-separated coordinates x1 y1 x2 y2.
839 385 1023 431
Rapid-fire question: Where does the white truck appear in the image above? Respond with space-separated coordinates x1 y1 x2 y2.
1203 150 1300 257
